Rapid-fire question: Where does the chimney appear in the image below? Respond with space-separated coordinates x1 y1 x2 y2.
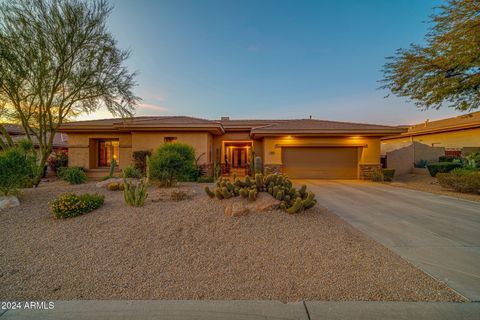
221 116 230 121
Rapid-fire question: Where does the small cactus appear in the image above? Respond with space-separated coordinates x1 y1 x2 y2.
245 176 252 187
215 189 223 200
302 192 316 209
287 198 303 214
221 187 232 199
204 186 215 198
275 190 284 201
298 185 307 198
107 182 119 191
123 179 148 207
248 189 257 201
254 156 263 173
239 188 248 198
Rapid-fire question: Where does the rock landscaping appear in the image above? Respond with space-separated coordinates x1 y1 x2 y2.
0 180 462 301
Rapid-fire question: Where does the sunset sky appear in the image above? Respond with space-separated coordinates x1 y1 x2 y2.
79 0 463 125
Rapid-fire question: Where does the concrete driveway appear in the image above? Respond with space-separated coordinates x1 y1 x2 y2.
298 179 480 302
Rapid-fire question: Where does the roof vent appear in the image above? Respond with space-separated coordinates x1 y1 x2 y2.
221 116 230 121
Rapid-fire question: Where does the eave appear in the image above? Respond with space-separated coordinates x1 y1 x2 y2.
381 122 480 140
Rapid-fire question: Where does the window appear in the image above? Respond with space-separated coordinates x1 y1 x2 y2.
164 136 177 143
98 140 119 167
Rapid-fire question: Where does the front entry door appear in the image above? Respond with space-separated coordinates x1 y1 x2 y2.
232 148 247 168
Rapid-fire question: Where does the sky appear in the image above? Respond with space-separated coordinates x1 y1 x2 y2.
79 0 465 125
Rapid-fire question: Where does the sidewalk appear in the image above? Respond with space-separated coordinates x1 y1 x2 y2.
1 300 479 320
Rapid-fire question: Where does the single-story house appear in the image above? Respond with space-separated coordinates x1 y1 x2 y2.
381 112 480 175
58 116 405 179
1 123 69 152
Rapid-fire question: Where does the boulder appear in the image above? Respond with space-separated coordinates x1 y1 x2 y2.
0 196 20 210
252 192 280 212
225 202 250 217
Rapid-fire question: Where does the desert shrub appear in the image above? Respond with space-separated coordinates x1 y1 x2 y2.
61 167 87 184
122 165 142 179
149 143 196 187
132 150 152 174
427 162 462 177
382 168 395 182
170 189 188 201
415 159 428 168
123 179 148 206
47 150 68 173
197 176 214 183
0 147 35 195
369 167 384 182
439 155 461 162
50 193 104 219
437 169 480 194
106 182 124 191
464 152 480 170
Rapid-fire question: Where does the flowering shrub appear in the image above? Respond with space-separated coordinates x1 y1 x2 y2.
50 193 104 219
47 150 68 173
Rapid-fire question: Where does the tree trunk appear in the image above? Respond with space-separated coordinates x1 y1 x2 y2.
32 151 48 187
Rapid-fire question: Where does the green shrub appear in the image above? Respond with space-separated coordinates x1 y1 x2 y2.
0 147 35 195
50 193 104 219
123 179 148 206
369 167 384 182
415 159 428 168
464 152 480 170
439 155 461 162
197 176 214 183
382 168 395 182
149 143 196 187
62 167 87 184
122 165 142 179
427 162 462 177
437 169 480 194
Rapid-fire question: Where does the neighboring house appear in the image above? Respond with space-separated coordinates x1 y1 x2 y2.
58 116 404 179
1 123 69 152
381 112 480 175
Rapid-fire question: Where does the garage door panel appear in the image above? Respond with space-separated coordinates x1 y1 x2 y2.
282 147 358 179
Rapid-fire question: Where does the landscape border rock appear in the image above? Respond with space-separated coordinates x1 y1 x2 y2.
0 195 20 210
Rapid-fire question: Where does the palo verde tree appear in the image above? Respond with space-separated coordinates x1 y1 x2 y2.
0 0 139 185
381 0 480 112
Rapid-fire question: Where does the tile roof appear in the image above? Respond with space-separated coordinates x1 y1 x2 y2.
59 116 405 136
250 119 402 133
382 111 480 139
1 123 68 148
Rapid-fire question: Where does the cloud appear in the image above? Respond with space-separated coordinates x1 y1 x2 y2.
137 103 169 112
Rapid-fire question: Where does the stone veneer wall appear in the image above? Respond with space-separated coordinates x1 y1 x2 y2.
264 164 283 175
359 164 381 180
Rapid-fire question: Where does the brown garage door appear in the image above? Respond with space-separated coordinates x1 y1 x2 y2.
282 147 358 179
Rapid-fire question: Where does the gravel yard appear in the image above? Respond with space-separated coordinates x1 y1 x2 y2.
0 180 462 302
391 173 480 203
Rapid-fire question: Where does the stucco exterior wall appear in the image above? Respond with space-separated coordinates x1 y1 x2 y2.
67 132 132 169
131 131 211 165
262 136 381 166
382 128 480 152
